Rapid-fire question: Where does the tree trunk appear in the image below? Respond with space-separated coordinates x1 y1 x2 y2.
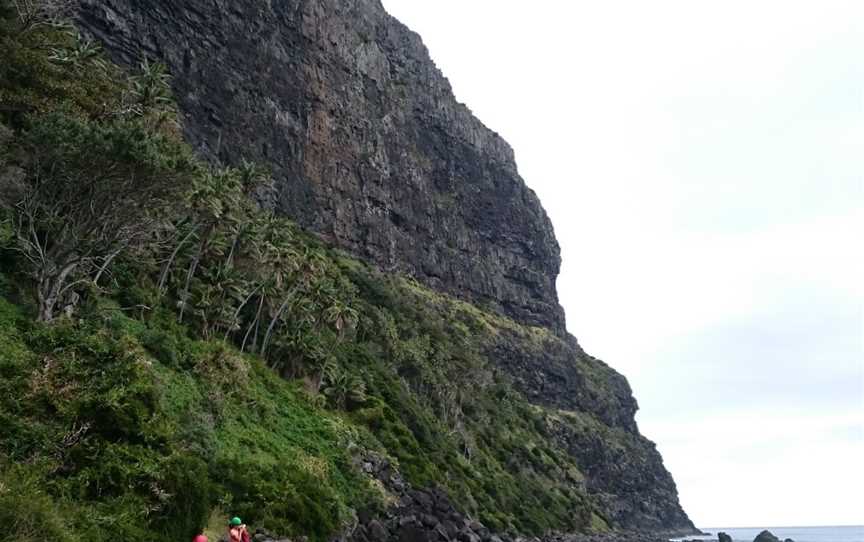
37 261 78 322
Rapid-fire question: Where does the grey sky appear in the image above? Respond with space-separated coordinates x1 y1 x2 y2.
381 0 863 528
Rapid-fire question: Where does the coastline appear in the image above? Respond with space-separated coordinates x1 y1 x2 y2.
669 525 864 542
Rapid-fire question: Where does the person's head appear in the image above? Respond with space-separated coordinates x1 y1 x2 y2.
229 517 243 528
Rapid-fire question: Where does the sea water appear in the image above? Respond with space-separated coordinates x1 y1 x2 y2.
672 526 864 542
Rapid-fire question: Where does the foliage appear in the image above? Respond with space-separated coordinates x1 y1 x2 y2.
0 462 77 542
2 112 193 321
0 296 375 541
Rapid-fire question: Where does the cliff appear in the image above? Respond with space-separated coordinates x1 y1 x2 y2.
74 0 694 535
0 0 693 537
77 0 565 332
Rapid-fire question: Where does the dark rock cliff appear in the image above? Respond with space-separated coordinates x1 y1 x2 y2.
76 0 564 332
74 0 694 535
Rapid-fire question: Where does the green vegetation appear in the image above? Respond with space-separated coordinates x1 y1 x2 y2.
0 1 621 539
0 296 375 541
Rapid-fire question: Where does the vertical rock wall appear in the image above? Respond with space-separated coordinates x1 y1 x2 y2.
77 0 565 332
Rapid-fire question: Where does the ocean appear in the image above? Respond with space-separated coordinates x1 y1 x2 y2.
672 526 864 542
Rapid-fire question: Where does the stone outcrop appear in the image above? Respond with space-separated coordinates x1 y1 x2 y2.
73 0 694 535
752 532 788 542
718 533 732 542
75 0 565 332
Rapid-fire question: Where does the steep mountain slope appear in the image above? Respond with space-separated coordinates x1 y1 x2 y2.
72 0 695 535
0 0 695 539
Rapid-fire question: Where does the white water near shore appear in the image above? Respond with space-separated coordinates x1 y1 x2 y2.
672 526 864 542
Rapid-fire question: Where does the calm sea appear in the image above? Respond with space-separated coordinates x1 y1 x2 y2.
672 526 864 542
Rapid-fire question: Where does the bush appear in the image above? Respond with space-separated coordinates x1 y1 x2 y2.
0 463 77 542
149 454 213 539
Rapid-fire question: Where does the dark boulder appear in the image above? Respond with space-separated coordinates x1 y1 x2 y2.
367 520 389 541
398 525 431 542
753 531 781 542
718 533 732 542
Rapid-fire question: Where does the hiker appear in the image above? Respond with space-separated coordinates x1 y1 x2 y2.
193 535 208 542
228 517 251 542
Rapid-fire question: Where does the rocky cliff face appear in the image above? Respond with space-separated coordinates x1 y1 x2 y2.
76 0 564 332
74 0 693 535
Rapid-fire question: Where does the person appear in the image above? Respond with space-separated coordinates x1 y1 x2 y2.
193 535 208 542
228 517 251 542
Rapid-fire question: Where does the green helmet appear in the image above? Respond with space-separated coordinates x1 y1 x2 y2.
230 517 243 526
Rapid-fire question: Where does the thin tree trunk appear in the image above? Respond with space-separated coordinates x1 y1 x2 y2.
157 225 199 293
224 284 262 341
261 294 292 357
241 294 265 353
93 247 124 287
178 227 211 323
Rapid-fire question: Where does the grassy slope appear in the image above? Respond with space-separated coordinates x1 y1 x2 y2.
0 293 379 541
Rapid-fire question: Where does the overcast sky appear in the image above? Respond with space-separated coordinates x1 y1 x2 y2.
381 0 863 529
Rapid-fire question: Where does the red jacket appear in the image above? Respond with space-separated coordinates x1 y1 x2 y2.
229 526 251 542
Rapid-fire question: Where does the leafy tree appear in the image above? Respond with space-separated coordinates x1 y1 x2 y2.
1 112 193 321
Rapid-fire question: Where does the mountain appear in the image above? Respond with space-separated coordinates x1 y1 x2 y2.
0 0 694 539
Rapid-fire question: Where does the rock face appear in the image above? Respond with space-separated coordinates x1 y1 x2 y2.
76 0 565 332
74 0 693 535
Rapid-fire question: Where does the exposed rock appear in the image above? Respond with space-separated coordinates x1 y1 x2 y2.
74 0 565 333
368 520 389 541
718 533 732 542
753 532 781 542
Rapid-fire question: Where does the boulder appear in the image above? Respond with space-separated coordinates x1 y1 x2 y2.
367 520 389 541
718 533 732 542
410 489 434 509
457 530 481 542
753 531 781 542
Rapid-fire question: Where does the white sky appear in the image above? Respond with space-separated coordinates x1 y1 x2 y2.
381 0 863 529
